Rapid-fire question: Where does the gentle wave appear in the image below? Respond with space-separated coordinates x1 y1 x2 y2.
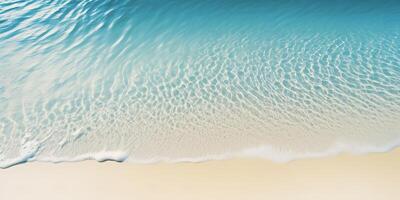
1 0 400 168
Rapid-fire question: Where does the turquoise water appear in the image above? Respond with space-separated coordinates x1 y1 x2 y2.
1 0 400 168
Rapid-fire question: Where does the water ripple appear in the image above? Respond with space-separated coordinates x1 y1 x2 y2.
1 0 400 168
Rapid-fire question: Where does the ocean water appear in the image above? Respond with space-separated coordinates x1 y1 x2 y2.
0 0 400 168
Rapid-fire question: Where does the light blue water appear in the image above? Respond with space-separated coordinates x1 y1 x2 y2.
0 0 400 168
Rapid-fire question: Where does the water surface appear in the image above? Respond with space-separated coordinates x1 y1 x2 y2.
1 0 400 168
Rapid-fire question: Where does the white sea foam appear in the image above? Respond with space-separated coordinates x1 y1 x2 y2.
2 139 400 169
39 151 129 163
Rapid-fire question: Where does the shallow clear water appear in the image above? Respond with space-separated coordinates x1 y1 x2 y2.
1 0 400 168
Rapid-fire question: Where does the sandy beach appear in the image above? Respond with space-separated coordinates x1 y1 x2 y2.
1 1 400 200
1 149 400 200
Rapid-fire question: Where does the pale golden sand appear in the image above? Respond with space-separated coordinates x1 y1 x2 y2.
1 149 400 200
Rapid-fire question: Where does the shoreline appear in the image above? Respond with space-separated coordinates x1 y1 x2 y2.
2 149 400 200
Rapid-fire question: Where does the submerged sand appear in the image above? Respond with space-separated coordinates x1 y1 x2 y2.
1 149 400 200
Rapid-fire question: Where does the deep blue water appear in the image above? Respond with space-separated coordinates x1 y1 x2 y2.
0 0 400 168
